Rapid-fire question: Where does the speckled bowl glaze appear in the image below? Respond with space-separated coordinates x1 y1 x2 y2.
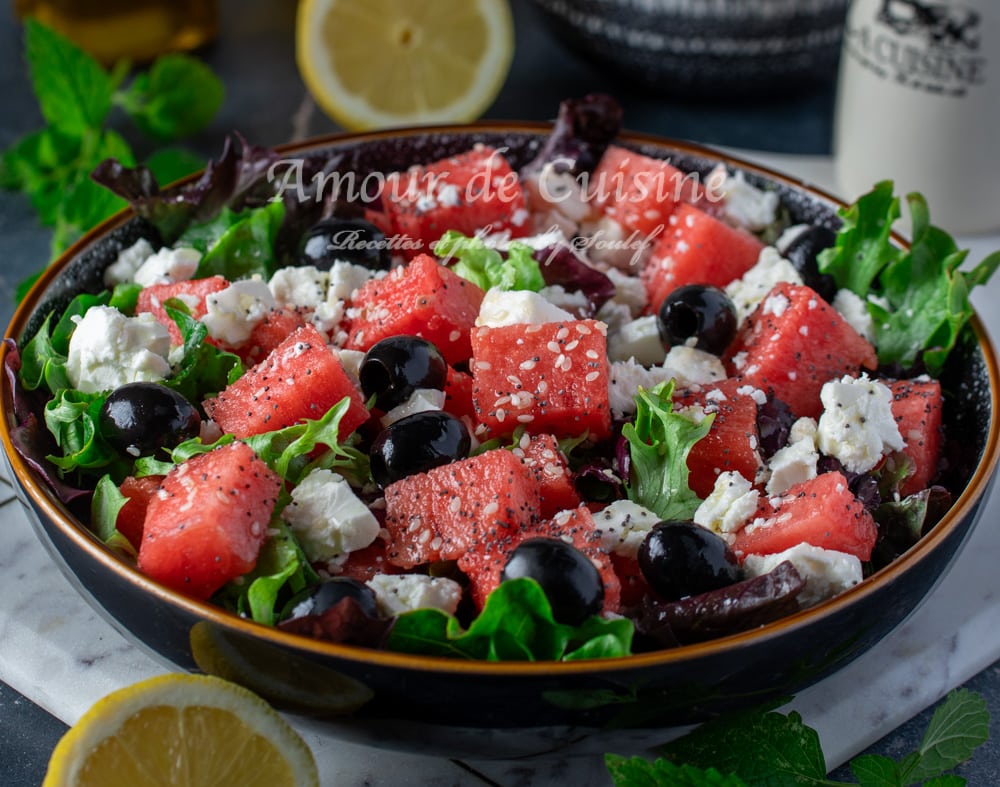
2 124 997 759
529 0 849 96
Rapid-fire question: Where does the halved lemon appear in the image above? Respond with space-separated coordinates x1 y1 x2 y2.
43 674 319 787
296 0 515 131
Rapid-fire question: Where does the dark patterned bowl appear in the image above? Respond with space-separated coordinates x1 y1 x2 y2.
529 0 849 96
2 123 997 759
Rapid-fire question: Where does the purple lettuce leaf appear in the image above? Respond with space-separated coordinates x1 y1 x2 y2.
521 94 623 179
534 243 615 314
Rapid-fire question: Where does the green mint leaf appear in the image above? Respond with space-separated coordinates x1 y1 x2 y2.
24 19 113 135
659 706 827 786
918 777 966 787
193 200 286 281
433 231 545 291
144 147 206 186
605 755 748 787
117 54 224 141
900 689 989 784
90 474 137 558
817 179 902 296
387 578 632 661
1 128 82 224
850 754 901 787
623 381 712 521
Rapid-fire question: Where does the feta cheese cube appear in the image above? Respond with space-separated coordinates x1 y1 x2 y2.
832 288 874 342
608 314 666 365
201 278 277 346
269 265 329 311
282 469 380 563
103 238 155 287
604 266 648 314
694 471 760 538
66 306 171 393
381 388 447 427
662 345 727 388
817 374 904 473
766 429 819 496
743 543 863 608
476 288 574 328
366 574 463 617
708 164 780 232
592 499 659 558
132 246 201 288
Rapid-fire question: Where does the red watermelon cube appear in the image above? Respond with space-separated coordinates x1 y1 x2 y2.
889 377 944 497
675 378 765 498
731 471 877 562
382 448 541 570
641 203 765 314
470 319 612 441
723 283 878 419
344 254 485 365
383 146 529 258
512 433 581 520
204 323 369 439
115 474 164 552
138 441 282 600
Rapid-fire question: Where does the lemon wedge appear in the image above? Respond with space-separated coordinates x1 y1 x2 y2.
296 0 514 131
43 674 318 787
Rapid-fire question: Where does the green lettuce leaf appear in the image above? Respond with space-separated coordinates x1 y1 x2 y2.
18 312 71 394
622 381 712 521
43 388 125 477
188 200 286 281
817 182 1000 375
386 578 633 661
90 474 137 557
433 231 545 291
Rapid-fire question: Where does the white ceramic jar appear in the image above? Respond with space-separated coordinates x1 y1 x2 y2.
834 0 1000 234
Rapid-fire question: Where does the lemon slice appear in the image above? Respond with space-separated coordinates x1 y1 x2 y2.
296 0 514 131
43 674 319 787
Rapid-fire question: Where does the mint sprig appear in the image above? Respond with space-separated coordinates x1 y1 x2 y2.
607 689 990 786
2 19 223 273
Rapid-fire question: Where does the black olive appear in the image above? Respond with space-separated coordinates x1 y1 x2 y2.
638 521 742 601
501 537 604 625
781 225 838 303
656 284 737 356
299 217 392 270
370 411 471 488
99 382 201 458
756 395 795 461
281 577 380 622
360 335 448 411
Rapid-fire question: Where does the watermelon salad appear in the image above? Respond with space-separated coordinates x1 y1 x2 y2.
9 95 999 662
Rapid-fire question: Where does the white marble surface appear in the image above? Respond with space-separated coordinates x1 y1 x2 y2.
2 155 1000 785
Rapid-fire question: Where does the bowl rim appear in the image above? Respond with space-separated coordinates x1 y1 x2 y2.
3 120 999 677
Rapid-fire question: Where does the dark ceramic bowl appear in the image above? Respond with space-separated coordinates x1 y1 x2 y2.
529 0 849 97
2 124 998 759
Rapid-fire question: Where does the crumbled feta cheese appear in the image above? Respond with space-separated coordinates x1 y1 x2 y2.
269 265 329 311
832 288 874 342
817 374 905 473
708 164 780 231
725 247 803 325
775 224 811 254
766 418 819 495
743 543 863 608
65 306 171 393
608 314 666 365
476 288 574 327
694 471 759 537
282 469 380 563
328 261 375 302
201 278 277 346
593 499 659 558
132 246 201 288
366 574 463 617
578 214 653 270
534 162 593 222
538 285 591 315
595 300 632 337
607 359 674 418
337 349 366 386
381 388 447 427
103 238 155 287
604 267 648 314
662 345 727 387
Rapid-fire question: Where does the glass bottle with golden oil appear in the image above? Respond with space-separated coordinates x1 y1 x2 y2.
13 0 218 63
